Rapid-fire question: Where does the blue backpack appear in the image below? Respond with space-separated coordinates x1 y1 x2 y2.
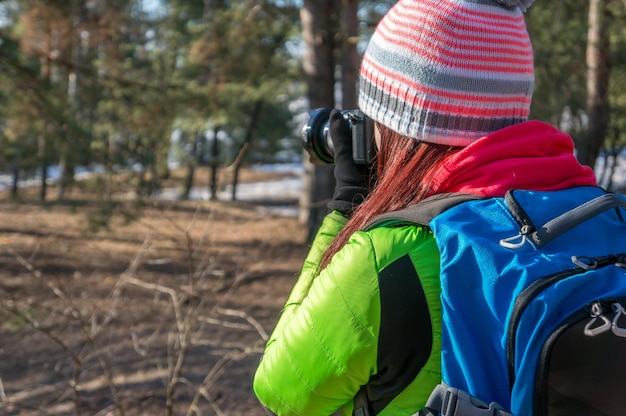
370 186 626 416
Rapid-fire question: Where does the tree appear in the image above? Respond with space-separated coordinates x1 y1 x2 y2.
298 0 391 241
16 3 74 201
527 0 626 181
0 34 41 199
299 1 338 242
181 0 300 201
341 0 359 109
597 0 626 190
579 0 611 168
526 0 588 128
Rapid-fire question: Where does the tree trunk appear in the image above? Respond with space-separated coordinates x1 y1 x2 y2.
209 126 220 201
150 156 159 196
299 0 341 242
182 131 201 200
106 133 112 202
56 152 67 201
58 0 81 202
11 162 19 200
39 132 48 202
604 127 624 192
341 0 359 109
183 164 195 200
231 100 263 201
579 0 610 168
57 144 76 202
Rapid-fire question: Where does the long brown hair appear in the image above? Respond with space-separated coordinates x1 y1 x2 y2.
320 124 461 269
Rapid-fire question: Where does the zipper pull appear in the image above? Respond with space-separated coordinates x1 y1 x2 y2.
612 302 626 338
571 254 620 271
584 301 612 337
499 224 532 249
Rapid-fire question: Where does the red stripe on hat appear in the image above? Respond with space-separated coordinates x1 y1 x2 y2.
365 37 533 74
396 0 528 30
380 4 532 58
382 33 534 69
378 30 532 64
379 17 530 53
361 55 532 111
391 0 529 35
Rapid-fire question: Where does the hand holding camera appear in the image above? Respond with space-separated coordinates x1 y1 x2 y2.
302 108 374 215
301 108 375 165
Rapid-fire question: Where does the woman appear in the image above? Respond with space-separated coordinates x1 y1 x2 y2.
254 0 597 414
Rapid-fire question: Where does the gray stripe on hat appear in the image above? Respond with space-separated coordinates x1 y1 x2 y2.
359 76 532 113
364 40 534 96
358 86 527 142
463 0 517 10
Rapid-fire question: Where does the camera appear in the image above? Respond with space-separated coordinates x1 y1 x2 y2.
301 108 375 165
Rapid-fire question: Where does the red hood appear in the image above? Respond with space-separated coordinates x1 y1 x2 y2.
430 121 597 197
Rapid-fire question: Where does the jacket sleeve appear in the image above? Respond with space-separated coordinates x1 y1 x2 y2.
253 211 381 415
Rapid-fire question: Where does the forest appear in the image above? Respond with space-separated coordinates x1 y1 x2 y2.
0 0 626 237
0 0 625 415
0 0 304 204
0 1 624 207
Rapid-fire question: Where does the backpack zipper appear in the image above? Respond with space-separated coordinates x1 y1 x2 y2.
504 191 537 234
499 191 537 249
531 297 626 414
506 254 621 388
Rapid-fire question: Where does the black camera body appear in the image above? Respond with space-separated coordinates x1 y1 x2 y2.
301 108 375 165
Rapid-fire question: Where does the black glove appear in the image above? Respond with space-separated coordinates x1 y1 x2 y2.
327 109 370 215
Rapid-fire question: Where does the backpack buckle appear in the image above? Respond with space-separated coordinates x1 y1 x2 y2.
418 383 513 416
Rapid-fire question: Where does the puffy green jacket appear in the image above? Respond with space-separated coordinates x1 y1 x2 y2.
253 211 442 415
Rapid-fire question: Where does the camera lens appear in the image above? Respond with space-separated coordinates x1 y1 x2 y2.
301 108 335 164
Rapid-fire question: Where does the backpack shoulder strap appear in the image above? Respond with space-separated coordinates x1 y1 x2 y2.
353 193 481 416
363 193 482 231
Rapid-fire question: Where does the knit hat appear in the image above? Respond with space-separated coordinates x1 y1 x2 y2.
358 0 536 147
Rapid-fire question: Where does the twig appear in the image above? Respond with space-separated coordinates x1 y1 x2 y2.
4 246 127 415
0 377 6 401
198 306 269 341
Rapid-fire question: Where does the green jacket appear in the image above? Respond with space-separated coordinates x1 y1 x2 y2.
253 211 442 415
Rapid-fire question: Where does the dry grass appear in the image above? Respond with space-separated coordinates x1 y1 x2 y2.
0 167 307 415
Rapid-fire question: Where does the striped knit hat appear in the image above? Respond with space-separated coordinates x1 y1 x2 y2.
358 0 536 146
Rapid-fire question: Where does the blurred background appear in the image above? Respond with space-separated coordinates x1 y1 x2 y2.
0 1 623 234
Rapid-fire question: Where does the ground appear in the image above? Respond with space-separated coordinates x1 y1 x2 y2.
0 168 309 415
